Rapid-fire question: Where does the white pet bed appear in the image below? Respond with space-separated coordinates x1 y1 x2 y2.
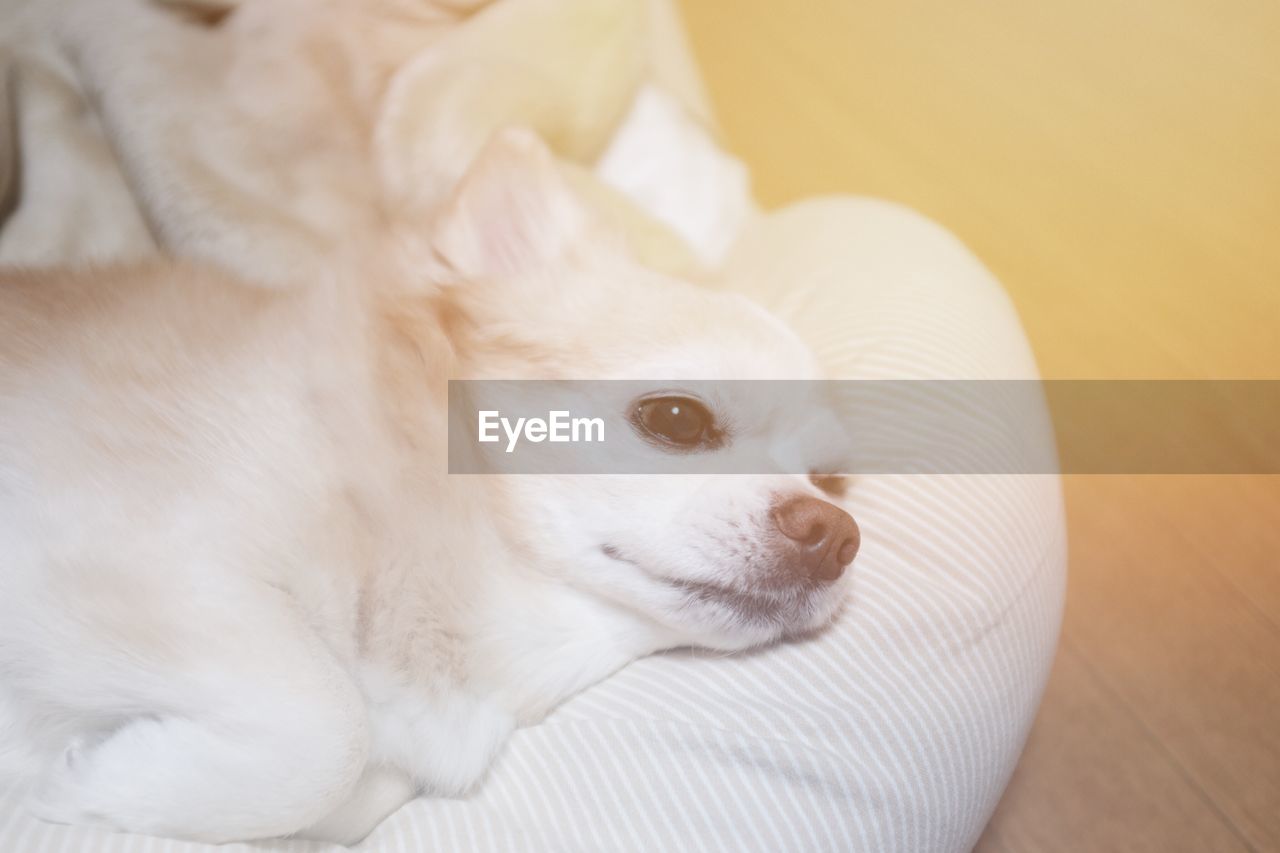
0 2 1066 850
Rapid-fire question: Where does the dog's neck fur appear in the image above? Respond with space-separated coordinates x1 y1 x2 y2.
345 288 662 725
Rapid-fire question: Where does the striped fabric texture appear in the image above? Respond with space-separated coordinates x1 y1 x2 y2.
0 196 1067 852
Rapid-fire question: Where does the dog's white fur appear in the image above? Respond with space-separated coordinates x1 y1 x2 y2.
0 125 851 843
1 0 852 844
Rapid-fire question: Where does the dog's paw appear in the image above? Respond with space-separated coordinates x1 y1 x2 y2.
25 737 105 829
25 729 190 838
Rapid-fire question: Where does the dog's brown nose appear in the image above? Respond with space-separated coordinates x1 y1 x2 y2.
771 495 860 583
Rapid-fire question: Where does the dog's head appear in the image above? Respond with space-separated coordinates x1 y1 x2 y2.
432 130 858 651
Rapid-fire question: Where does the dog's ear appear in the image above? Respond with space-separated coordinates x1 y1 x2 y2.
433 128 585 279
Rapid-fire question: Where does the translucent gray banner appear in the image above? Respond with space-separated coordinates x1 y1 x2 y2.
447 380 1280 474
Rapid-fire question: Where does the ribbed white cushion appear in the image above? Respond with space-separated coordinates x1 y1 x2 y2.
0 196 1065 853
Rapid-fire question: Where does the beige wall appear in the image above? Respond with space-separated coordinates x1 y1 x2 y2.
679 0 1280 379
676 4 1280 847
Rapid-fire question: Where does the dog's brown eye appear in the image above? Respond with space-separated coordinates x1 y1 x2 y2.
633 396 717 449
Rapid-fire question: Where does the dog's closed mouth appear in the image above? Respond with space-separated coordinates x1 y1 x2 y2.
603 545 809 622
600 544 630 563
665 578 783 617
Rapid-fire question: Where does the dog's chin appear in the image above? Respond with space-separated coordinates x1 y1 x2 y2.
666 577 846 650
601 545 845 651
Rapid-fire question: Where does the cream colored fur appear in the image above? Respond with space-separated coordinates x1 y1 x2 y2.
0 128 849 844
0 0 853 845
0 0 650 281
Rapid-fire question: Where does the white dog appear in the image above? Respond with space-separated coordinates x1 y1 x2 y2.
0 127 859 844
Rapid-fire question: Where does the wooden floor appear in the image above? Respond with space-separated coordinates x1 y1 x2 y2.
678 1 1280 850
